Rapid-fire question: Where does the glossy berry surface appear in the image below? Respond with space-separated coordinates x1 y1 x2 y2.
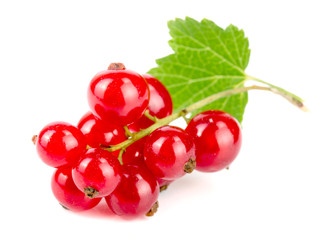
121 136 147 166
128 74 173 131
87 69 149 125
77 112 126 148
157 178 173 188
36 122 87 168
72 148 121 198
185 110 242 172
51 167 101 211
121 137 170 189
105 164 159 217
143 126 196 181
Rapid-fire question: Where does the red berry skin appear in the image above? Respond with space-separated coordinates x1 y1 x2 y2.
121 137 171 187
156 178 173 188
77 112 127 148
128 74 173 131
72 148 121 198
121 137 147 166
185 110 242 172
87 69 149 125
51 167 101 211
105 164 159 217
143 126 196 181
36 122 87 168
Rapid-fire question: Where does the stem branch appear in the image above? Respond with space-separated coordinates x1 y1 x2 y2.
106 84 305 152
123 126 133 138
118 148 125 165
144 110 158 122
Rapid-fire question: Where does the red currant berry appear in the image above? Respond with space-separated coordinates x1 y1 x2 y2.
121 137 170 190
143 126 196 181
36 122 87 168
128 74 173 131
77 112 126 148
121 137 147 166
87 67 149 125
72 148 121 198
105 164 159 217
51 167 101 211
185 110 242 172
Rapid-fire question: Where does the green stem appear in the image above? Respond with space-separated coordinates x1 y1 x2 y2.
246 75 307 111
144 110 158 122
118 148 125 165
106 84 305 152
182 115 189 124
123 126 133 138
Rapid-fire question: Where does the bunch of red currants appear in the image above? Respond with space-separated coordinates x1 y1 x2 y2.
34 63 242 218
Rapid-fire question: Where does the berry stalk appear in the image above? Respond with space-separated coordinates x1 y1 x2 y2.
106 84 305 152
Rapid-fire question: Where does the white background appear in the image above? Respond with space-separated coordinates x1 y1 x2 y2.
1 0 334 239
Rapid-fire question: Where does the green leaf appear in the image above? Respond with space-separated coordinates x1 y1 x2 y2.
148 17 250 123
